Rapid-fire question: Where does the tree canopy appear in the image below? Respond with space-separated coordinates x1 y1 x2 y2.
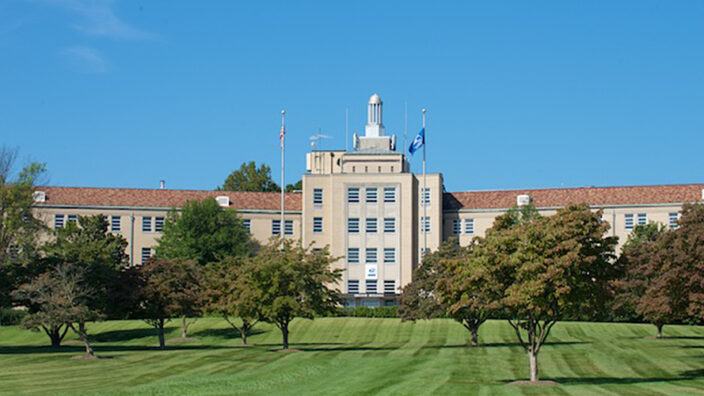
155 197 254 264
219 161 280 192
245 240 342 349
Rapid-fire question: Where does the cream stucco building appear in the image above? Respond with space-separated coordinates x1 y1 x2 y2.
32 94 704 307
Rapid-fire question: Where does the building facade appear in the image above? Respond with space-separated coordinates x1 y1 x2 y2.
32 94 704 307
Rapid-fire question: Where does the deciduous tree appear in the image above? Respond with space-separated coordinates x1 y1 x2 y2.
493 204 617 382
155 197 254 265
133 258 201 348
248 240 341 350
203 257 260 345
218 161 280 192
13 263 101 355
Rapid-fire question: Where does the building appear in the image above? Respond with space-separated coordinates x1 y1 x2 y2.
32 94 704 307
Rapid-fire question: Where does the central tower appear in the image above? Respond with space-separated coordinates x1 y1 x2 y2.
365 93 385 137
356 93 395 152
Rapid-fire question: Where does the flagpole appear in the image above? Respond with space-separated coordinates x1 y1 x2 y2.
280 109 285 249
422 108 427 255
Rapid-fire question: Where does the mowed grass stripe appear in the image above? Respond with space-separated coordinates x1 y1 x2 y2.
3 318 704 395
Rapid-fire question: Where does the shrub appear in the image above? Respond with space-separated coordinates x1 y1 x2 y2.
0 308 26 325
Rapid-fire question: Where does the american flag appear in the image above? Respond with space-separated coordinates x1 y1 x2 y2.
280 124 285 149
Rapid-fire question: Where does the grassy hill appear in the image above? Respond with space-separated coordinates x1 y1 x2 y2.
1 318 704 395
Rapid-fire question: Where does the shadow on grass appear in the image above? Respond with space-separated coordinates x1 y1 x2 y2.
503 369 704 386
285 341 590 353
0 344 231 355
89 327 177 343
191 327 266 340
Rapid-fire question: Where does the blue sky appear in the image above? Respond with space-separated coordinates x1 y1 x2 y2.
1 1 703 192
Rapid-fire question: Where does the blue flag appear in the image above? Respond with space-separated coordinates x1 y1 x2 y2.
408 128 425 155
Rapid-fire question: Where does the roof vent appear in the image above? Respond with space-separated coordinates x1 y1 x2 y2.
215 196 230 207
33 191 46 203
160 180 165 190
517 194 532 207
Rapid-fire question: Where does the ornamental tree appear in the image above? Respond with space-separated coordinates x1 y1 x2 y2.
202 257 261 345
493 204 617 382
612 222 682 336
132 258 201 349
155 197 254 265
14 263 101 356
247 240 341 350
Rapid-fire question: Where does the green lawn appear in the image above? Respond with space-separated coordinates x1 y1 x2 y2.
1 318 704 395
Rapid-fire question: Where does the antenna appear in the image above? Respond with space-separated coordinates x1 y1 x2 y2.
345 108 349 152
404 101 408 156
310 127 332 149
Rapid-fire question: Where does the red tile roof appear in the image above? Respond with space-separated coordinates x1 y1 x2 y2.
444 184 704 210
35 187 302 211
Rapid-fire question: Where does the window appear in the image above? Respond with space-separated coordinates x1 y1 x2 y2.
624 214 634 230
348 188 360 203
366 248 377 263
384 280 396 294
54 214 64 229
141 247 152 264
142 216 152 232
272 219 281 235
243 219 251 232
422 187 430 206
67 215 77 224
384 248 395 263
421 216 430 233
452 219 461 235
384 187 396 203
366 218 377 233
669 212 679 229
637 213 647 226
366 187 377 203
420 247 430 258
313 217 323 233
348 218 360 233
384 218 396 233
465 218 474 235
111 216 121 232
285 220 293 235
348 280 360 294
154 217 165 232
313 188 323 206
347 248 359 264
366 279 378 293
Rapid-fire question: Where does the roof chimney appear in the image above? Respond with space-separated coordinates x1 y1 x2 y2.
160 180 165 190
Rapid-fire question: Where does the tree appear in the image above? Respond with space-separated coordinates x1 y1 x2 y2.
0 147 47 307
612 223 680 336
285 180 302 192
13 263 101 355
435 239 504 346
202 257 260 345
491 204 617 382
248 240 341 350
400 238 498 346
155 197 254 265
219 161 280 192
42 215 127 342
679 205 704 324
133 258 201 348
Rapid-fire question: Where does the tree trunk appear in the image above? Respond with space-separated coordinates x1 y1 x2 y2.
282 324 289 350
241 319 249 345
656 323 664 339
181 315 188 339
470 328 479 346
45 324 68 348
157 318 166 349
529 350 539 382
78 321 95 357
